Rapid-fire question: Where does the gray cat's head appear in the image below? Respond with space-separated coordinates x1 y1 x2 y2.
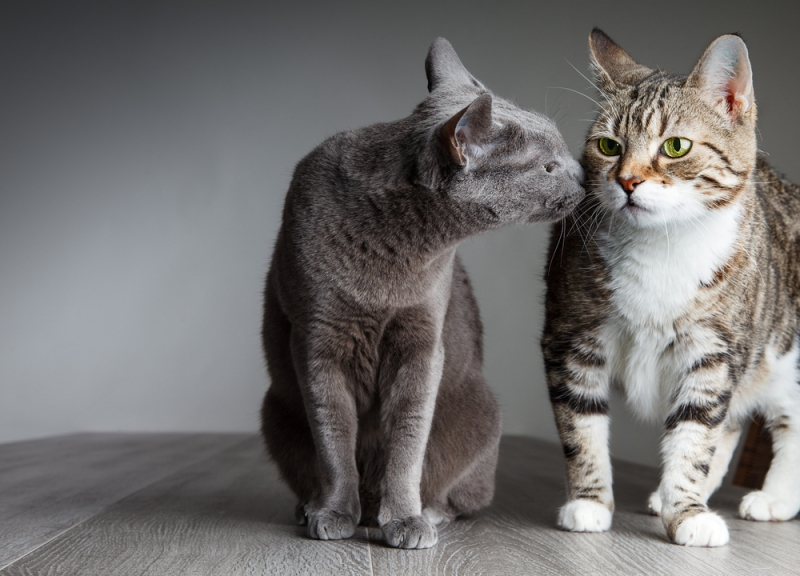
421 38 585 224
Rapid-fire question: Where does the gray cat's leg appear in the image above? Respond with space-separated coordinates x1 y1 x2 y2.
648 424 742 516
262 389 319 514
290 330 361 540
420 371 502 525
740 387 800 521
421 449 496 528
377 314 445 549
261 273 321 513
543 335 614 532
435 437 500 520
379 344 443 548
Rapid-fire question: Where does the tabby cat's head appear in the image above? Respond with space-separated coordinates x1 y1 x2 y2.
583 29 757 228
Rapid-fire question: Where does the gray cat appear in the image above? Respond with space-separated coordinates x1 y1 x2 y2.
261 38 584 549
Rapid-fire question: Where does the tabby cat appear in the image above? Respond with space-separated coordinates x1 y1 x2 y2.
542 28 800 547
262 38 584 549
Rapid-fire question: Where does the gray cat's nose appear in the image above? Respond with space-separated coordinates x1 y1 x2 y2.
569 160 585 184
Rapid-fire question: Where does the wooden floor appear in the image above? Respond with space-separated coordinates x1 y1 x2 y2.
0 434 796 575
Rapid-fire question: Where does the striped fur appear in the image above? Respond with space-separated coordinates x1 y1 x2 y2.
543 29 800 547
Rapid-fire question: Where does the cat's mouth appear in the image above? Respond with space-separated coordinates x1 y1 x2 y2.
622 197 649 215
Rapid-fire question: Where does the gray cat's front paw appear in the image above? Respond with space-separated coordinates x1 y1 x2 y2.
381 515 438 549
306 507 358 540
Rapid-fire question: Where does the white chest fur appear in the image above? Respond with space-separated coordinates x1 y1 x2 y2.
598 204 742 420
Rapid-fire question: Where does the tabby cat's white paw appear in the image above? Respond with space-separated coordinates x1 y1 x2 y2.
672 512 729 547
647 491 662 516
740 490 800 521
558 500 612 532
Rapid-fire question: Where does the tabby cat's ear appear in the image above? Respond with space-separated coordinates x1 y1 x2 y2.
440 94 493 168
588 28 651 90
687 35 754 123
426 37 485 92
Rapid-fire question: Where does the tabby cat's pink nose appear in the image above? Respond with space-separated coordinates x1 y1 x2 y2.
618 176 643 193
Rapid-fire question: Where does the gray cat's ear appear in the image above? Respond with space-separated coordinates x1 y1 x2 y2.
426 37 485 92
440 93 493 168
687 34 754 123
588 28 651 90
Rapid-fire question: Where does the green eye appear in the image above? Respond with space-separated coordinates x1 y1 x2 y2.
598 137 621 156
662 137 692 158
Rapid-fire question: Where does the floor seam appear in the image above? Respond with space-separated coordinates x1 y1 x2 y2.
0 506 106 571
0 434 252 572
366 527 375 576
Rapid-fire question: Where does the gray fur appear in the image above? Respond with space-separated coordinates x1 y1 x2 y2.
261 38 584 549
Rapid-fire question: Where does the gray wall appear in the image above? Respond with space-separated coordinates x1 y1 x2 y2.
2 1 798 467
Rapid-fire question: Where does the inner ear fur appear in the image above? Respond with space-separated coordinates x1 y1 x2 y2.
687 34 755 124
440 94 493 168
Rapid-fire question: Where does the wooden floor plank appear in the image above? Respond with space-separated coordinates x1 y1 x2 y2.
687 481 800 574
2 433 797 575
0 436 372 576
0 433 247 569
369 437 793 576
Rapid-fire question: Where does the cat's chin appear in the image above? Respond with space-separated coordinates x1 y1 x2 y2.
617 202 679 229
620 201 651 220
529 198 586 223
618 206 699 230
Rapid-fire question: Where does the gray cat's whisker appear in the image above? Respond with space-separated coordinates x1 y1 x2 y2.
548 86 606 111
564 57 620 118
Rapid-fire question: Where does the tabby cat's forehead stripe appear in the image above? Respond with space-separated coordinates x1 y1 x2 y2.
597 78 680 139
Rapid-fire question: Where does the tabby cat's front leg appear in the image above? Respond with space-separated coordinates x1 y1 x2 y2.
657 353 733 547
543 335 613 532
